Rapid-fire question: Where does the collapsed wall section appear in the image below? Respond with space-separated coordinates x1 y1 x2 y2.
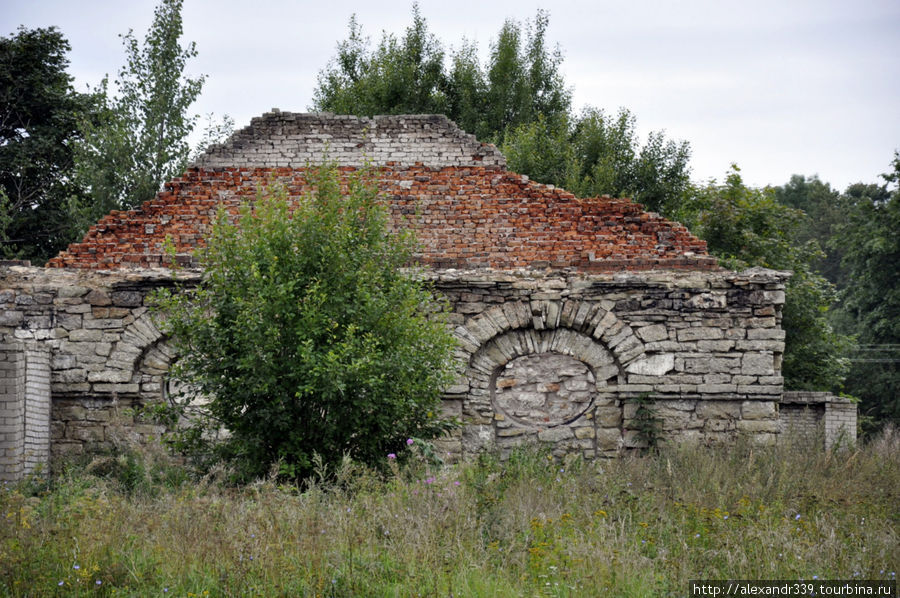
779 391 857 450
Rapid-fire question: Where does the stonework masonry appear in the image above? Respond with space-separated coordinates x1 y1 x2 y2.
0 341 50 480
0 264 799 471
0 112 856 479
779 391 857 451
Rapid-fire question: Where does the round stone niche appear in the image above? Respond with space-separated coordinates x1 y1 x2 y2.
492 353 596 427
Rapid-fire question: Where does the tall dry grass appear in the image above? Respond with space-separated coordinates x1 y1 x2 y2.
1 429 897 597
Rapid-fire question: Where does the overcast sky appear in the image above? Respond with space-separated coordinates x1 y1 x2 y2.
3 0 899 191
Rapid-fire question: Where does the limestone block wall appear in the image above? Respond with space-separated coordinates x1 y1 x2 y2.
0 264 794 477
0 267 185 470
432 267 790 460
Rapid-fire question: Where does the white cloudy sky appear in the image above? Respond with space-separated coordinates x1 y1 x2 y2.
3 0 899 190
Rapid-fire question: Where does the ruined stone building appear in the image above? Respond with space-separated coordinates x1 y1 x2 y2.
0 112 856 480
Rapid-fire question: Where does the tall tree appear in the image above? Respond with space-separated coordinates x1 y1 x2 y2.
478 10 570 143
0 27 92 264
313 6 570 145
501 108 691 215
70 0 204 234
681 166 852 391
834 154 900 426
773 175 848 287
313 5 449 119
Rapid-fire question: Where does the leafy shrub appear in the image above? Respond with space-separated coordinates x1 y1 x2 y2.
154 165 457 482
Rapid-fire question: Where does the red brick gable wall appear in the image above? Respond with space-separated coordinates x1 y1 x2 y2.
48 166 716 271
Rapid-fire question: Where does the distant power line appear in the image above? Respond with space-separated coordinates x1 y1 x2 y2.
850 344 900 363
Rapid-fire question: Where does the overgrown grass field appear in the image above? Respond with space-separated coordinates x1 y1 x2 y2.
2 431 898 597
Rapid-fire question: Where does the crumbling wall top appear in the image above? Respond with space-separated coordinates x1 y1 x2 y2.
192 111 506 169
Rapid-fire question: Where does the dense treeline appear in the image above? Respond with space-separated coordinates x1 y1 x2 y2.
313 6 897 427
0 0 228 265
1 3 896 428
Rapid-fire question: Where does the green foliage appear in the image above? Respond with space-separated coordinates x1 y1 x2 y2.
683 165 851 391
314 7 693 211
627 393 662 452
153 165 457 482
313 6 449 118
2 436 898 595
497 112 577 186
69 0 204 234
773 175 849 288
0 26 92 263
502 107 692 214
188 112 235 164
476 9 570 143
313 6 570 145
834 153 900 425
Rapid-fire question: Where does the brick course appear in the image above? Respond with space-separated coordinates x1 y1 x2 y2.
48 166 715 272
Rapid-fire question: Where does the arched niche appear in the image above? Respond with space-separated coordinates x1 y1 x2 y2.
461 327 623 455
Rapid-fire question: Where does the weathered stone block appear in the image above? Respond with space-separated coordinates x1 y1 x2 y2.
596 428 622 451
677 328 724 341
703 419 736 432
696 401 741 419
625 353 674 376
736 419 779 433
67 424 104 442
741 353 774 376
742 400 776 420
52 369 87 384
85 290 111 306
636 324 668 342
537 426 573 442
595 406 622 427
55 405 86 420
747 328 785 340
574 426 594 439
92 383 140 393
57 285 89 298
111 291 143 307
83 318 124 330
0 311 24 326
87 370 133 383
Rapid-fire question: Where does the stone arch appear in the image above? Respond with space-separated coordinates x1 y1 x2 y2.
114 314 177 403
453 299 646 368
468 327 620 424
109 312 166 377
453 298 643 457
